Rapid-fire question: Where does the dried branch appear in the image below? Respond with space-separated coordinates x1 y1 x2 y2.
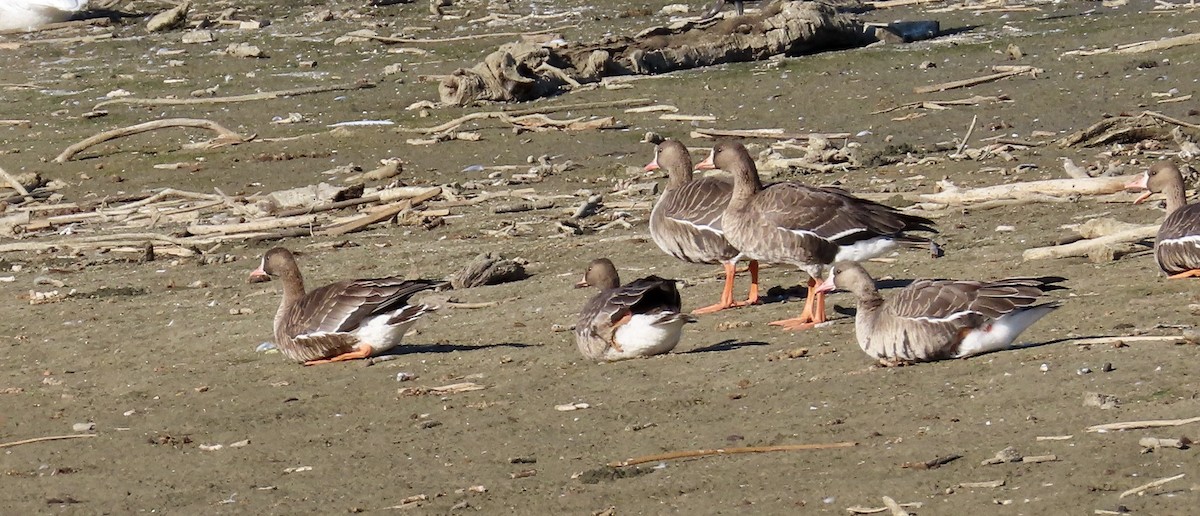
0 434 97 448
690 128 852 140
914 66 1042 94
0 165 30 197
1022 225 1157 261
54 118 250 163
1119 473 1186 499
92 82 376 109
1087 416 1200 432
607 441 857 467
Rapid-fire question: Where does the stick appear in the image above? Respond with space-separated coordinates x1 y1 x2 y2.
690 128 852 140
0 165 30 197
92 82 376 109
445 297 519 309
187 215 319 236
319 187 441 236
1087 416 1200 433
0 434 97 448
1022 225 1158 261
914 66 1042 94
358 25 575 44
607 441 857 467
1113 33 1200 55
54 119 249 163
955 115 978 156
1118 473 1185 499
398 100 650 134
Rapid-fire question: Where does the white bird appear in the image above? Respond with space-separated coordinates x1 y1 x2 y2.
0 0 89 31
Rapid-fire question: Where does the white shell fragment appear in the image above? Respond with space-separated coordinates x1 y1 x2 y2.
554 402 591 412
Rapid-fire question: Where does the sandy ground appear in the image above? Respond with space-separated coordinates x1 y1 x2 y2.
1 0 1198 514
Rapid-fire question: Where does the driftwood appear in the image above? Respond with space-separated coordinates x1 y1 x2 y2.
0 434 97 448
871 95 1010 114
398 99 649 134
914 66 1042 94
1118 473 1186 499
1064 32 1200 57
54 118 250 163
449 252 527 289
1058 111 1200 148
92 82 376 110
437 2 875 106
920 176 1137 205
1022 225 1158 261
1087 416 1200 432
320 187 442 236
0 165 30 196
607 441 857 467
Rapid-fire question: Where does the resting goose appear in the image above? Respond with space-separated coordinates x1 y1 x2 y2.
817 262 1063 365
249 247 443 365
574 258 691 361
0 0 88 31
698 141 940 331
646 139 759 314
1125 162 1200 279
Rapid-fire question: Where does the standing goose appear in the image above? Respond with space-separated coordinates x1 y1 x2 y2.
816 262 1064 365
646 139 760 314
1125 162 1200 279
698 141 940 331
574 258 691 361
249 247 443 365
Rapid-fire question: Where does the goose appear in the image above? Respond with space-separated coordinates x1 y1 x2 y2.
816 262 1064 365
698 141 940 331
1125 162 1200 279
574 258 691 361
0 0 88 31
248 247 443 365
646 139 759 314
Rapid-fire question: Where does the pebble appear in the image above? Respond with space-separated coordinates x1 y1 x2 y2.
72 422 95 432
1100 362 1114 372
1039 363 1050 372
554 402 590 411
395 372 417 382
255 342 277 352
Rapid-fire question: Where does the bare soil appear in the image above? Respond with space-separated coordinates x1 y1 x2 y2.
1 1 1198 514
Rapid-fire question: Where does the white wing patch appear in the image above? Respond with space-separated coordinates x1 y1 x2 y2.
902 310 979 325
667 216 724 236
1160 235 1200 246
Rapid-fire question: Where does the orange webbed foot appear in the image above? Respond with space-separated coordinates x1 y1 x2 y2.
768 317 821 331
1167 269 1200 279
304 344 374 366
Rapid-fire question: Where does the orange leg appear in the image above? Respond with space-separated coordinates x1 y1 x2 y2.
692 260 763 315
304 344 374 366
741 260 761 307
609 313 631 352
1167 269 1200 279
768 277 827 331
692 262 739 314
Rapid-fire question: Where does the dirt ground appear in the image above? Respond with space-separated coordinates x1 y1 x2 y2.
1 0 1198 514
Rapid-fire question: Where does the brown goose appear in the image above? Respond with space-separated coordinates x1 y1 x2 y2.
816 262 1063 365
698 141 940 331
1125 162 1200 279
248 247 443 365
574 258 691 361
646 139 760 314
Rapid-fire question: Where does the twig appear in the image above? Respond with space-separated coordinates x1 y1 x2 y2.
846 502 923 514
954 115 978 155
607 441 857 467
92 82 376 109
1087 416 1200 433
54 118 249 163
398 99 650 134
921 176 1137 205
0 434 97 448
914 66 1042 94
358 25 576 44
187 215 319 236
444 297 518 309
900 454 961 469
0 17 112 35
1118 473 1185 499
690 128 852 140
0 165 30 197
1067 335 1186 346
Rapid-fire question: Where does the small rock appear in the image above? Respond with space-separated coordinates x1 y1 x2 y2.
416 420 442 429
661 3 690 14
238 20 270 30
181 30 215 44
1039 363 1049 372
383 63 404 76
225 43 266 58
1082 392 1120 410
199 443 224 451
395 372 417 382
147 1 190 32
72 422 95 433
554 402 590 412
229 439 250 448
918 60 936 69
1100 362 1115 372
715 320 751 331
228 308 254 315
981 446 1022 465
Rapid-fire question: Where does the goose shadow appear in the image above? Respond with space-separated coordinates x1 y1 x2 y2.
764 277 916 304
682 339 770 354
379 341 533 357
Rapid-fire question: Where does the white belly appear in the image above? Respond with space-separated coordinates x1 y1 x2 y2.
605 314 686 360
0 0 88 30
833 237 897 263
351 313 418 355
